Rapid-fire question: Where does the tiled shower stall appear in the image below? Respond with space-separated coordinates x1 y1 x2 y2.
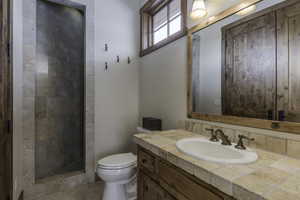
22 0 95 198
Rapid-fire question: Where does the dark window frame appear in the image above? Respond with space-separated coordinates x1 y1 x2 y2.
140 0 187 57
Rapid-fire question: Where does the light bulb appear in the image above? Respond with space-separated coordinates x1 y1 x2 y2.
190 0 207 19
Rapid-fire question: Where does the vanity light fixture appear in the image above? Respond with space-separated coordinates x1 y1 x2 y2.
190 0 207 19
236 4 256 16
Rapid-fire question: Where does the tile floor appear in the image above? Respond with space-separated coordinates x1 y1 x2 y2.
33 181 137 200
34 182 104 200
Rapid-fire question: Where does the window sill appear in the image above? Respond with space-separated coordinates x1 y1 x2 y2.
140 29 187 57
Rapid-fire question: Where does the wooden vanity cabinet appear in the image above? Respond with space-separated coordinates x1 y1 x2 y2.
139 171 176 200
137 147 235 200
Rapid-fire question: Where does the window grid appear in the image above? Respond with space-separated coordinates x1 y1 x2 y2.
140 0 187 56
152 1 182 45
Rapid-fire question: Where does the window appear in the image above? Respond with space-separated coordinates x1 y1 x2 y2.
140 0 187 56
153 0 182 44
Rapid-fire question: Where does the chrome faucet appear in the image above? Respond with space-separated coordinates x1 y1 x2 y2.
215 129 231 146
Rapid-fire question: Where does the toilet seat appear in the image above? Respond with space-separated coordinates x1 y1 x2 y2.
97 153 137 170
98 164 136 171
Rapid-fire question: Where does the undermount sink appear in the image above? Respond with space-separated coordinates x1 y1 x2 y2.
176 138 258 164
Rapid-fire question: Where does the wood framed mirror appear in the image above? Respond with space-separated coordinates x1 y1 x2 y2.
187 0 300 134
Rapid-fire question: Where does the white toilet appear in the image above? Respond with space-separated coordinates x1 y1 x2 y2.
97 153 137 200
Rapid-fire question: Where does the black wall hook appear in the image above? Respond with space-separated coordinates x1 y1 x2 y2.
105 62 108 71
128 57 131 64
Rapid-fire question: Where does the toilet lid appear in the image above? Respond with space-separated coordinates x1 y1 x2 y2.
97 153 137 169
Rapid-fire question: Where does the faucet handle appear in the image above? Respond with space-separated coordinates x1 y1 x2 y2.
215 129 231 145
235 135 255 150
206 128 219 142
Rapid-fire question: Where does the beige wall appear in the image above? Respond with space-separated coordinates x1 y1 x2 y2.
94 0 140 160
139 37 187 129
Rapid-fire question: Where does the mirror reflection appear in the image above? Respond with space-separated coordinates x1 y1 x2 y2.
191 0 300 122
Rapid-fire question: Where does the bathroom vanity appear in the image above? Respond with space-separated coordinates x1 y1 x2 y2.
137 146 234 200
135 130 300 200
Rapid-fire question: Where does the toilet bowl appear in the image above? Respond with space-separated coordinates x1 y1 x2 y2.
97 153 137 200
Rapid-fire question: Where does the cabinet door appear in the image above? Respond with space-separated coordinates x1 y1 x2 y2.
222 12 276 119
139 171 175 200
158 161 224 200
277 2 300 122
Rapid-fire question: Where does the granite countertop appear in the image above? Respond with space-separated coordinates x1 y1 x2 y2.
133 130 300 200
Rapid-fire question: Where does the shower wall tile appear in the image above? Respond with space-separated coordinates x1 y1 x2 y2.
22 0 36 189
23 2 36 52
23 97 35 139
24 71 35 97
23 22 36 48
85 60 95 76
85 122 95 176
23 0 35 19
35 97 46 119
86 99 95 119
23 97 35 188
35 120 49 141
36 74 49 96
23 148 35 186
23 45 36 72
86 75 95 97
85 73 95 124
23 25 36 46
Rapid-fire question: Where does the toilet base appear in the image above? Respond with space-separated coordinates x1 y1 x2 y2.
103 183 127 200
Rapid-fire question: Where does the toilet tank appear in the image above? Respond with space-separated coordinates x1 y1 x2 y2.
142 117 162 131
